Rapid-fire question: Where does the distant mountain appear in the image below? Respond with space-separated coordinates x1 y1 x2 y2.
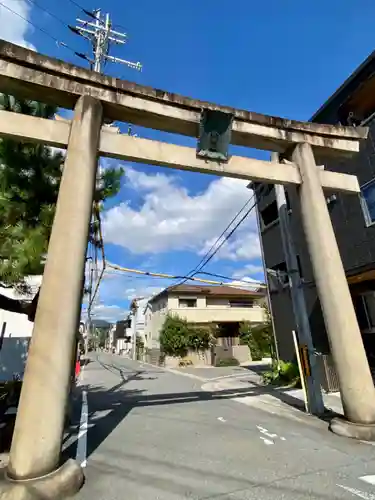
91 319 111 328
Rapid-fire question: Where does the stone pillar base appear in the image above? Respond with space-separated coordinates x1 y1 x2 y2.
0 459 84 500
329 417 375 441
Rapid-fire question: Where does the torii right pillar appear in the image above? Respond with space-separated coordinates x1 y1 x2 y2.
293 142 375 439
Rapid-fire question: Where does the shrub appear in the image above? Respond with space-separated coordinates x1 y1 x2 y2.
187 327 212 351
239 304 278 361
216 357 240 367
160 315 213 358
159 315 189 357
262 360 301 387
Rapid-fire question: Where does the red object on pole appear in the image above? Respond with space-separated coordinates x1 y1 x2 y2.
75 360 80 378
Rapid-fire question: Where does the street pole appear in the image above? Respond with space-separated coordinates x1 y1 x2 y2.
272 152 325 415
253 196 280 368
131 305 137 361
8 96 103 480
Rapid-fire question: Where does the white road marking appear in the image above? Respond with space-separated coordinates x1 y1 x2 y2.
360 476 375 486
76 390 88 468
217 417 226 423
201 380 307 424
210 373 256 382
337 484 375 500
260 436 274 445
257 425 278 439
257 425 286 444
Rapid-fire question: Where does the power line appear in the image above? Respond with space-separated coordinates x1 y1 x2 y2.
64 0 91 13
0 2 75 52
172 189 259 291
106 263 266 288
195 198 258 273
0 0 85 57
24 0 69 27
194 193 257 274
88 204 106 311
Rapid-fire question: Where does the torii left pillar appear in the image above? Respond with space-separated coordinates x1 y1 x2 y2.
3 96 103 498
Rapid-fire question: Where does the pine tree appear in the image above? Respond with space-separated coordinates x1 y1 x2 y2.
0 94 124 316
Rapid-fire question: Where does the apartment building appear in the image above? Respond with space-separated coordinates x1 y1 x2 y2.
254 49 375 373
144 284 267 350
129 296 150 348
107 319 131 354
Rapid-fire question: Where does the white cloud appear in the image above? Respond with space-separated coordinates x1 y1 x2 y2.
103 167 261 262
232 263 265 278
0 0 35 50
123 284 164 301
84 304 125 323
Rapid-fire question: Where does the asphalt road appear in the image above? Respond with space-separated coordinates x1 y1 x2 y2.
66 353 375 500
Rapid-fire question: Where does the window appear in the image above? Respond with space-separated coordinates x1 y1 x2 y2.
229 299 254 308
353 292 375 331
260 201 279 228
361 179 375 226
270 261 289 287
255 183 274 197
269 256 303 289
178 298 197 308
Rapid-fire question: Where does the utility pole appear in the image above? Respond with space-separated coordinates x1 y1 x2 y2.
271 152 325 415
131 308 137 361
70 9 142 75
72 9 142 329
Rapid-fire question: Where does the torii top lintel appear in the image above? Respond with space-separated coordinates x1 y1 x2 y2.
0 40 368 156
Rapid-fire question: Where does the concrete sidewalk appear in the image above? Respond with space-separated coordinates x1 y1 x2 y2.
165 360 344 416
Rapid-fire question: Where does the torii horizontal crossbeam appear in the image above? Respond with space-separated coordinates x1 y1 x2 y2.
0 110 359 193
0 40 367 157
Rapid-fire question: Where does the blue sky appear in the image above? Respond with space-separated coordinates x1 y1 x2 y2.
2 0 375 321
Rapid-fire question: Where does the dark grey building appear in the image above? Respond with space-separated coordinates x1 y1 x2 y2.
255 51 375 374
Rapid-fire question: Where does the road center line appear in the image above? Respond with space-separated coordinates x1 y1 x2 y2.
337 484 375 500
76 390 88 468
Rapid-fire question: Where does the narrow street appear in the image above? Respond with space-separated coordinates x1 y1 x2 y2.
66 353 375 500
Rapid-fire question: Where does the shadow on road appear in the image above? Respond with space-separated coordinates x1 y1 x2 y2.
62 359 337 463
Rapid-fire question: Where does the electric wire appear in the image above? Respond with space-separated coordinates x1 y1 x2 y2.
0 0 79 54
170 187 260 290
88 204 106 311
106 263 266 288
23 0 70 27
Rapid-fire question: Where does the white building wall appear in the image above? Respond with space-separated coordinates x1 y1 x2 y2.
0 276 42 381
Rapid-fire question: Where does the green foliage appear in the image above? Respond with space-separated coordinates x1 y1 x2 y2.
216 357 240 367
159 315 190 357
95 327 109 348
136 336 145 349
239 303 277 361
239 321 262 361
262 360 301 387
0 94 124 291
187 327 212 351
159 315 213 357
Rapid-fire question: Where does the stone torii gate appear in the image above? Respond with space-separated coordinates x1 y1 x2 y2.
0 39 374 496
